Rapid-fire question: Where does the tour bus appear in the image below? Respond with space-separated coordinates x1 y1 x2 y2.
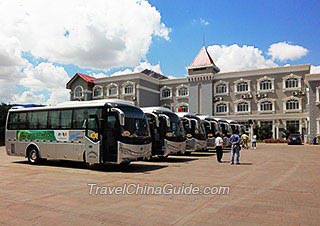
214 118 233 147
176 113 207 154
197 115 220 149
142 107 186 158
5 99 152 166
227 119 241 134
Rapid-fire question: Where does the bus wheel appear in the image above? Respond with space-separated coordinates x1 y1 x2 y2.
27 147 40 164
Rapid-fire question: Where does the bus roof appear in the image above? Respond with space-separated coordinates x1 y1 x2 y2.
9 99 135 112
141 107 174 114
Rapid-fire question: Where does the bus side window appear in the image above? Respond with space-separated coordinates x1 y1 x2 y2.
73 108 87 129
48 110 60 129
60 110 72 129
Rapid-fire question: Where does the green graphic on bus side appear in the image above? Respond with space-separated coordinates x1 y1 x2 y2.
17 130 56 141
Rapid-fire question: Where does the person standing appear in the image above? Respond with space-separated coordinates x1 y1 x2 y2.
252 134 257 149
229 131 241 165
215 133 224 162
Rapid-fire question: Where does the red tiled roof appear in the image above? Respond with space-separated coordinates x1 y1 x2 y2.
189 46 216 68
77 73 96 85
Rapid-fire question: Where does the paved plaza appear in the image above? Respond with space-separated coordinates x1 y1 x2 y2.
0 144 320 225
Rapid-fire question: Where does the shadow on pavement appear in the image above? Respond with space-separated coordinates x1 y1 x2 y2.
188 152 215 157
13 160 168 173
149 156 198 163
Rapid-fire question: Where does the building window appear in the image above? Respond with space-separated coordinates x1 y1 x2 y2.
237 82 249 92
237 102 249 112
216 84 227 94
214 81 229 96
74 86 84 98
286 99 299 110
160 86 172 99
93 86 103 97
178 87 188 97
108 86 118 96
124 85 134 94
260 101 273 111
260 80 273 90
286 120 299 133
316 87 320 104
216 103 227 113
176 104 188 112
285 78 299 89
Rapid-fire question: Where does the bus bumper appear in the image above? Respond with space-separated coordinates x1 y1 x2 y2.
117 142 152 164
164 139 186 156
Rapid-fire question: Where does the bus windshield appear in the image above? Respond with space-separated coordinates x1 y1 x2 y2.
117 106 150 138
164 112 185 141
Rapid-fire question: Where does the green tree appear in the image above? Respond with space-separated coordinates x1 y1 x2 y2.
0 103 10 145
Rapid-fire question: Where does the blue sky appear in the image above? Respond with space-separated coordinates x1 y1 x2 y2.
147 0 320 76
0 0 319 104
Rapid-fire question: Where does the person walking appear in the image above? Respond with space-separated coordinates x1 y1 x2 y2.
215 133 224 162
229 131 241 165
241 133 249 149
252 134 257 149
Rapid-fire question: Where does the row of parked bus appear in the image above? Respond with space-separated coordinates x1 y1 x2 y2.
5 99 245 166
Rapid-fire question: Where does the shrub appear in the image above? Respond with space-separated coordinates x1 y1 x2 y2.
264 138 287 143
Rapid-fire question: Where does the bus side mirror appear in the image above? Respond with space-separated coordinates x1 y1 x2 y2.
109 108 125 126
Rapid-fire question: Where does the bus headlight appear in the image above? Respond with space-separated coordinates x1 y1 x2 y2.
186 133 192 138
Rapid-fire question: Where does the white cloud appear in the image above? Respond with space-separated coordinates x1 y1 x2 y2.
0 0 170 70
311 65 320 74
18 62 70 104
0 36 28 103
107 61 163 77
207 44 277 72
11 91 46 104
267 42 308 62
200 18 209 26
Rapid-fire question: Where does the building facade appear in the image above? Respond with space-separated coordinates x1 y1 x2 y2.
66 47 320 142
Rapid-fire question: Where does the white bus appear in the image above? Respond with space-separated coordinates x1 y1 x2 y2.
5 99 152 166
197 115 220 149
142 107 186 158
176 113 207 154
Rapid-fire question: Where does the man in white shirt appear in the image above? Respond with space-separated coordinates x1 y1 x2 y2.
215 133 224 162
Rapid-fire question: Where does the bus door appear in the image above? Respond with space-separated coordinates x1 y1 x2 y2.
104 112 119 162
84 115 100 164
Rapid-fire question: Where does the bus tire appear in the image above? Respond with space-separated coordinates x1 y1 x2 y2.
27 146 40 165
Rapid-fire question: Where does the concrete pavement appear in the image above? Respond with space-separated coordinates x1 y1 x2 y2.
0 144 320 225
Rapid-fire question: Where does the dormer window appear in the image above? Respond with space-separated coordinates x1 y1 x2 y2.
74 86 84 98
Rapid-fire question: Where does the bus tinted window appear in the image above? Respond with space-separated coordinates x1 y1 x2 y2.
60 110 72 129
28 112 38 129
38 111 48 129
8 113 19 130
73 108 87 129
48 110 60 129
